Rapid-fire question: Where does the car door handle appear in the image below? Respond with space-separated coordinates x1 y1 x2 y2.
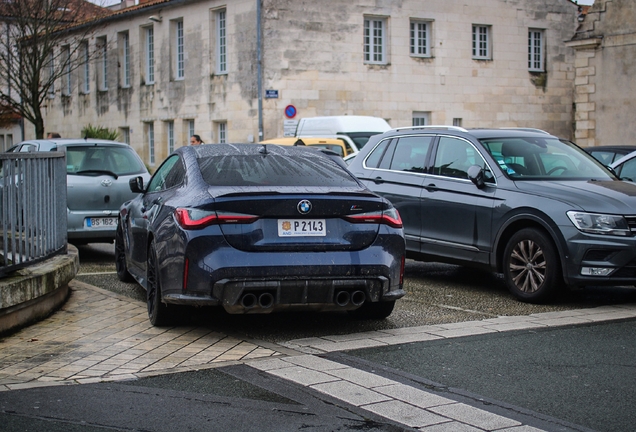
373 176 385 184
424 183 437 191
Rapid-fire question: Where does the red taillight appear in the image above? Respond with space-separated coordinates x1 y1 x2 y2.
174 208 258 230
382 207 403 228
343 208 403 228
175 208 217 229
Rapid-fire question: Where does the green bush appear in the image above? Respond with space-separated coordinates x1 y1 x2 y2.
81 124 120 141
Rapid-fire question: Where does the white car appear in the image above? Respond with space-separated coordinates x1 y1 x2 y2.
610 150 636 182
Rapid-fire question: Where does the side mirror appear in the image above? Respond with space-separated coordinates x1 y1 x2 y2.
129 176 145 193
467 165 486 189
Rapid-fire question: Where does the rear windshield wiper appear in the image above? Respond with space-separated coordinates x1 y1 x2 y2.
75 170 119 179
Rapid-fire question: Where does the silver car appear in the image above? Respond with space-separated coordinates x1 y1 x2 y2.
9 138 150 244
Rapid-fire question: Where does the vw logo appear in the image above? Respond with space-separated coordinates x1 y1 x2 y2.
101 179 112 187
297 200 312 214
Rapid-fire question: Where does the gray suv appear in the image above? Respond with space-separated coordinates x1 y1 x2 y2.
348 126 636 302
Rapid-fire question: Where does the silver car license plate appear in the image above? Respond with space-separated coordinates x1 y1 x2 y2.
86 217 118 228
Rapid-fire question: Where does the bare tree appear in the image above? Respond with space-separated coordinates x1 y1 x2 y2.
0 0 110 139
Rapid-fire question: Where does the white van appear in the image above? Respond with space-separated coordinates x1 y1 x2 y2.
295 115 391 154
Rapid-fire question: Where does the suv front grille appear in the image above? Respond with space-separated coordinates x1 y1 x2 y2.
625 216 636 233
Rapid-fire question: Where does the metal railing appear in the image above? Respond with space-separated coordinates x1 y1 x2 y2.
0 151 67 278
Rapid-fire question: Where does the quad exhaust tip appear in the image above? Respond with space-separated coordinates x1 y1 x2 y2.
335 291 350 306
351 290 366 306
241 293 258 309
240 292 275 309
258 292 275 309
335 290 366 307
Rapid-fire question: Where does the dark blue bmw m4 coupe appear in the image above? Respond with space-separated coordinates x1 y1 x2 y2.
116 143 405 326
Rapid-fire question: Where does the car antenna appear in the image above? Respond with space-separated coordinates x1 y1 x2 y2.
259 144 269 154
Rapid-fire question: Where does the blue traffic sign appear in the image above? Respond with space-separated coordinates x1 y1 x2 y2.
285 105 297 118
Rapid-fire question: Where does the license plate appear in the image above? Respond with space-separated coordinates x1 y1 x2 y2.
278 219 326 237
86 217 118 228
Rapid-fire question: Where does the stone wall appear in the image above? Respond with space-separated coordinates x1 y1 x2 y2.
567 0 636 148
0 246 79 336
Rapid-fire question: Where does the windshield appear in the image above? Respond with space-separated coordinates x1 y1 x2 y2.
479 137 616 181
66 146 146 176
346 132 384 150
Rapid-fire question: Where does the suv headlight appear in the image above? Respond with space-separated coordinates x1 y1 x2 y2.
567 211 631 236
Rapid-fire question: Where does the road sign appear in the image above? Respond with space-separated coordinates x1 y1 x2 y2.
284 105 297 119
284 119 299 136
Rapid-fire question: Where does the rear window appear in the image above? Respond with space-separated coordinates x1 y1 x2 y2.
309 143 344 156
66 146 146 176
198 153 360 187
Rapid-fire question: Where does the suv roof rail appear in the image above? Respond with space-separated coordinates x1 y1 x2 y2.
499 127 551 134
391 125 469 133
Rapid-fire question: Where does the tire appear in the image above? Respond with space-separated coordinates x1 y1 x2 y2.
503 228 561 303
348 300 395 320
147 241 174 326
115 223 134 282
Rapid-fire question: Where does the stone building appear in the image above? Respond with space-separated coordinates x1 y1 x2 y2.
34 0 579 167
567 0 636 148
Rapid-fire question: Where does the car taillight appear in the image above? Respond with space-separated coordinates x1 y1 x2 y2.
343 208 403 228
175 208 258 229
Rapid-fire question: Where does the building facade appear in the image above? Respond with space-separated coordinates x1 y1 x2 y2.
34 0 579 167
567 0 636 148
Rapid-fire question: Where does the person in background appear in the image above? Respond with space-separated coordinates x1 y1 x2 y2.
189 135 203 145
47 132 61 138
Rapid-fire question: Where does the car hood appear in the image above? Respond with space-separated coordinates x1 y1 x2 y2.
511 180 636 214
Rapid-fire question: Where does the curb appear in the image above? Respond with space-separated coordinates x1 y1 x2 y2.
0 244 79 336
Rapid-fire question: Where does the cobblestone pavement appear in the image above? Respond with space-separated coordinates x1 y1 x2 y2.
0 281 289 390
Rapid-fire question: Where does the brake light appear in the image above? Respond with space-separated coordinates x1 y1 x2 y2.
343 208 403 228
175 208 258 229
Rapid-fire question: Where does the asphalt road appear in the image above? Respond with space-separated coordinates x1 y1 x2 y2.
340 319 636 432
0 365 408 432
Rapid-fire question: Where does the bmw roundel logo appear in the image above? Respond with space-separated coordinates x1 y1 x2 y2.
297 200 312 214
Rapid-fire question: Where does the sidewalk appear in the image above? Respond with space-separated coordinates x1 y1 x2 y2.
0 280 291 389
1 279 634 431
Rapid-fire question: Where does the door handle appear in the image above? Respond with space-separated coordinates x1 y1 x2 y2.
373 176 385 184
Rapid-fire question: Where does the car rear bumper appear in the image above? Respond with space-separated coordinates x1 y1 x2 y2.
159 232 405 313
164 275 405 314
67 210 118 242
